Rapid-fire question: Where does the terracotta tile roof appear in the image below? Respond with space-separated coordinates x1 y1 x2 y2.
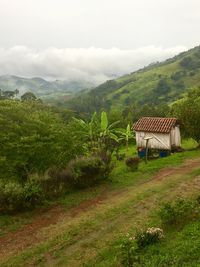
133 117 178 133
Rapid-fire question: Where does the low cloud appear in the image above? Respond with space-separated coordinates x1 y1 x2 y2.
0 45 187 84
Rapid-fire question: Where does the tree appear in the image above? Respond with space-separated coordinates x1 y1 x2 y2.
0 89 19 100
21 92 37 101
154 78 171 96
0 100 82 180
171 87 200 145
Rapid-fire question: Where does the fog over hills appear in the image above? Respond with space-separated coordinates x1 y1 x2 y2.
0 46 187 84
0 75 95 101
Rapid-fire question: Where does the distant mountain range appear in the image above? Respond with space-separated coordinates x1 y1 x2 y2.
1 45 200 109
0 75 95 102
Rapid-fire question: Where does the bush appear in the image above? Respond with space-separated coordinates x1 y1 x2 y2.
158 198 197 225
125 157 140 171
118 234 138 267
59 156 109 188
135 227 164 249
23 180 44 208
97 150 114 177
118 228 164 266
0 179 44 213
44 168 67 198
115 150 126 161
47 154 113 195
0 181 24 212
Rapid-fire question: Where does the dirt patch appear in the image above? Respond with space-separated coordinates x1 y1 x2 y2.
70 195 107 217
0 157 200 260
0 206 64 258
70 188 127 217
153 158 200 181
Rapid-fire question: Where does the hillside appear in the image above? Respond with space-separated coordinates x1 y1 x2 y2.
67 45 200 113
0 75 94 102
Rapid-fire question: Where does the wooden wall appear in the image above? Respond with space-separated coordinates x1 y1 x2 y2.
135 126 181 150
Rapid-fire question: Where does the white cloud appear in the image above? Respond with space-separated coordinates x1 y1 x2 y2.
0 45 187 84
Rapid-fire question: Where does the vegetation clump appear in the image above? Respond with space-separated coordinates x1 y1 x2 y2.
0 179 43 213
158 198 199 226
118 227 164 266
57 156 110 188
172 87 200 146
125 157 140 171
135 227 164 249
118 197 200 267
119 233 138 267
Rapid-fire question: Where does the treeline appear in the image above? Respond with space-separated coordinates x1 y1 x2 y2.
0 88 42 102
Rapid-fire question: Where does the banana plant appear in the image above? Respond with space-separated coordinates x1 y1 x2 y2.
73 111 121 154
100 111 120 142
116 123 134 150
72 112 99 149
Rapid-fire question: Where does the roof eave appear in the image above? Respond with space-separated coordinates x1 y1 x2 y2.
134 129 171 134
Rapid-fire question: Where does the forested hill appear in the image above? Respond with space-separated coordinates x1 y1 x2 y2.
66 45 200 115
0 75 94 102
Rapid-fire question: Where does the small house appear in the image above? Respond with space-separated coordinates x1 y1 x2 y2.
133 117 181 152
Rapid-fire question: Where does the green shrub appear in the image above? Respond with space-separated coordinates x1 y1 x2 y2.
135 227 164 249
0 181 24 212
97 150 114 175
48 153 113 192
118 228 164 266
158 198 197 225
118 234 138 267
23 180 44 208
115 150 126 161
0 179 44 213
125 157 140 171
63 156 109 188
43 168 67 198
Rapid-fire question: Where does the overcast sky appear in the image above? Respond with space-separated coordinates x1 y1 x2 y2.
0 0 199 82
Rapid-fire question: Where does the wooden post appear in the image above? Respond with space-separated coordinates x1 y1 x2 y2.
144 136 153 164
145 139 149 164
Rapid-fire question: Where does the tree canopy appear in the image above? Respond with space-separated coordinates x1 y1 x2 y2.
171 87 200 144
0 100 83 180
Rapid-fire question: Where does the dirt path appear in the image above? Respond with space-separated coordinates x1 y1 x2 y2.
0 158 200 262
55 175 200 267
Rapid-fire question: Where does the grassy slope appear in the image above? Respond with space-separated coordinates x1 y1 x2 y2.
137 220 200 267
87 45 200 109
86 209 200 267
0 140 200 266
